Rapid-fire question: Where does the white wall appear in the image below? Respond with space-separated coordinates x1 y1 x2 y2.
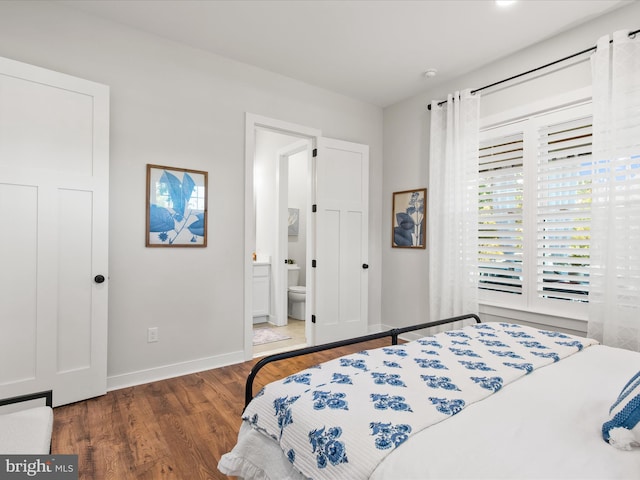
382 2 640 332
288 150 308 284
255 129 302 265
0 0 383 388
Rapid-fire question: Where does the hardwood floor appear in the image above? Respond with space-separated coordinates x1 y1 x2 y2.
52 338 392 479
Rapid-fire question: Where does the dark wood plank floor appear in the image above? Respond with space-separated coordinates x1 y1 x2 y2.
52 338 392 480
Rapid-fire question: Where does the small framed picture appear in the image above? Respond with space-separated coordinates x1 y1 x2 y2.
288 208 300 236
146 164 208 247
392 188 426 249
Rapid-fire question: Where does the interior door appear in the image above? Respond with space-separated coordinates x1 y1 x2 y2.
0 56 109 406
314 138 369 344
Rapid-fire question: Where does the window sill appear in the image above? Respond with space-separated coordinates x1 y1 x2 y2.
479 302 588 336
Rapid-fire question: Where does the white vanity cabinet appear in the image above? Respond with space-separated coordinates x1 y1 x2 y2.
252 263 270 324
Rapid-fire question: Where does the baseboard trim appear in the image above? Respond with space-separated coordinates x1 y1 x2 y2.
107 350 245 392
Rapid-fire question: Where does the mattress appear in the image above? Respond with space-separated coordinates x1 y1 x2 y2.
219 336 640 479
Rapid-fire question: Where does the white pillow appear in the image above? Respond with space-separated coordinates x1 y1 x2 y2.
0 406 53 454
602 370 640 450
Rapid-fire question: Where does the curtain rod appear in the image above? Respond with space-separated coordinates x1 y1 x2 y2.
427 28 640 110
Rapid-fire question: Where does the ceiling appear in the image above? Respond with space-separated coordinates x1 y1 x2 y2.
58 0 628 107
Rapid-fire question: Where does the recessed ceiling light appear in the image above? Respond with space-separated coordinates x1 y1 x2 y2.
496 0 517 6
423 69 438 79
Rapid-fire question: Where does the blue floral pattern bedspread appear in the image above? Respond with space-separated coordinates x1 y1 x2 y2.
242 322 597 480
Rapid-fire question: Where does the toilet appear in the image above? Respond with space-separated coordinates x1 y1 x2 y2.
287 264 306 320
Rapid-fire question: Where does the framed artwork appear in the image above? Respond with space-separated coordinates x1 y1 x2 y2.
288 208 300 236
392 188 426 249
146 164 208 247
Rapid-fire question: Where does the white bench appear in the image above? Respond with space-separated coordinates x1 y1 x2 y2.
0 391 53 454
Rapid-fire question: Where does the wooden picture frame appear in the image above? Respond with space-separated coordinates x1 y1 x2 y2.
146 164 208 247
392 188 426 249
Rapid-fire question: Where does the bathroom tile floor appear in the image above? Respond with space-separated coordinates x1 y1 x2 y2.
253 318 306 357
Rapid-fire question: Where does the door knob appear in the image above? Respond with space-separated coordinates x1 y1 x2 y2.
362 264 369 269
94 275 105 284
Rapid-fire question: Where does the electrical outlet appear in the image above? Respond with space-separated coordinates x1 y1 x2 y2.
147 327 159 343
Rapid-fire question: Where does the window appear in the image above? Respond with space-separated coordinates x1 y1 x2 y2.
478 102 593 318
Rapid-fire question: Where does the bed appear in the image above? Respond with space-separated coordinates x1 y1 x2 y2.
218 314 640 479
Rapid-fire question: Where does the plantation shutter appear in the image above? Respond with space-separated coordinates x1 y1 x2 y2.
536 113 592 302
478 131 524 295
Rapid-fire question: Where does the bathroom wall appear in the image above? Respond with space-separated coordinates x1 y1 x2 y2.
255 129 302 264
288 150 308 285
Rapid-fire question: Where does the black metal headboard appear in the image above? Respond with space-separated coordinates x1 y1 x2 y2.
245 313 480 407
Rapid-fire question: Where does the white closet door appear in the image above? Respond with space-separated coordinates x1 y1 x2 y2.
0 56 109 406
314 138 369 344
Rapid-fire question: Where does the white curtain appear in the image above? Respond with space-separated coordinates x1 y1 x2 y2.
428 90 480 328
588 30 640 351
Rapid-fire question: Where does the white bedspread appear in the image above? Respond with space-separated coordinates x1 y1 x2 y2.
217 323 639 480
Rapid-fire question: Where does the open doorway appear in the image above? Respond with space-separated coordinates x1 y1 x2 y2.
244 115 370 360
253 130 311 356
244 114 320 360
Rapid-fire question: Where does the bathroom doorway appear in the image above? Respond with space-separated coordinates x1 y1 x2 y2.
244 114 370 361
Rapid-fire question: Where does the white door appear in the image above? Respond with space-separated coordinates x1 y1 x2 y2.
0 57 109 406
313 138 369 344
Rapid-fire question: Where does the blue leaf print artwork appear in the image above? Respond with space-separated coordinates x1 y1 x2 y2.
160 170 188 222
370 393 413 412
308 426 349 469
287 449 296 464
394 213 415 246
394 190 424 247
148 169 205 245
471 376 504 392
312 391 349 411
429 397 465 415
187 213 205 242
420 375 461 391
370 422 412 450
148 204 175 233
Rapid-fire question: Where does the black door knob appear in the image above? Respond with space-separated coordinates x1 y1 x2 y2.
362 264 369 269
94 275 105 284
